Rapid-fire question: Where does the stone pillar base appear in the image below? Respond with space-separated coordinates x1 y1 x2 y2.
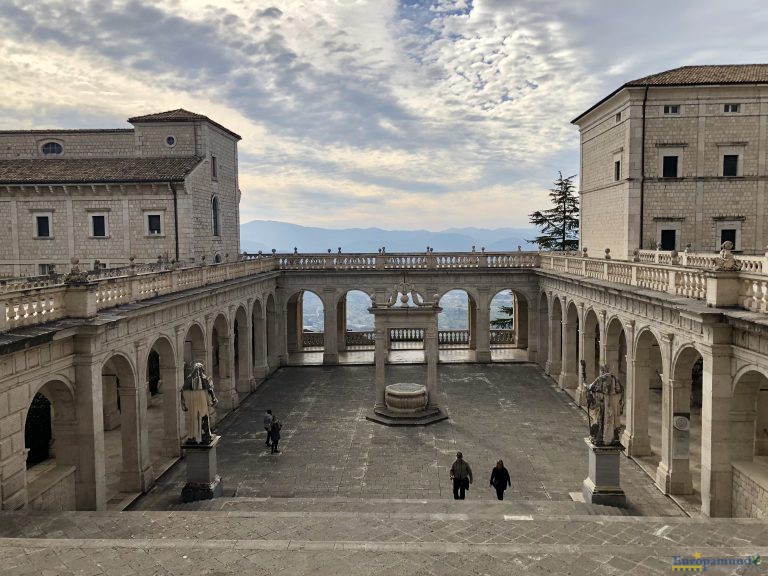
181 435 223 503
323 352 339 365
655 462 693 495
621 430 652 457
475 350 491 363
545 361 561 377
559 371 578 390
582 439 626 508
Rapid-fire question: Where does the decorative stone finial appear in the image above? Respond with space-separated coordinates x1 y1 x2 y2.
604 248 611 260
582 247 588 258
685 243 692 254
327 248 332 253
338 247 342 254
713 241 742 271
517 245 522 252
631 248 640 262
481 247 485 253
271 248 276 254
472 245 476 252
293 247 298 254
65 258 88 284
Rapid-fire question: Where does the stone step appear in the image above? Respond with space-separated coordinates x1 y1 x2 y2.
169 495 631 517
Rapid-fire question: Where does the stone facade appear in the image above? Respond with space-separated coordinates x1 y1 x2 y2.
0 110 241 277
732 462 768 519
574 68 768 260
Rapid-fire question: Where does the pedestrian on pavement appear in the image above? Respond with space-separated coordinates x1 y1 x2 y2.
450 451 473 500
270 417 282 454
490 460 511 501
263 409 273 447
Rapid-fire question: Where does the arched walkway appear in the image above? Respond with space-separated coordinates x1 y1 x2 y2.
145 336 181 480
537 292 549 371
286 290 325 360
581 308 601 391
338 290 374 361
438 289 473 349
234 305 250 397
211 313 235 410
252 299 268 380
102 353 152 508
547 296 563 378
266 294 278 369
24 379 78 510
488 289 530 362
559 301 579 392
730 369 768 517
626 329 661 460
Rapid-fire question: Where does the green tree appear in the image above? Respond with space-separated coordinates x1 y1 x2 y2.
528 172 579 251
490 305 514 329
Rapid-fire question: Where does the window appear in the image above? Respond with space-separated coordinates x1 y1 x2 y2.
38 264 55 276
214 253 222 264
615 112 621 123
211 197 220 237
715 220 742 251
90 214 107 237
34 214 51 237
41 142 63 155
147 214 162 235
211 155 218 180
663 104 680 115
165 135 176 148
662 155 679 178
724 103 740 113
723 154 739 177
660 229 677 251
614 159 621 181
720 228 737 247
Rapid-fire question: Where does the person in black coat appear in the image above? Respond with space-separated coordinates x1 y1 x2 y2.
490 460 511 500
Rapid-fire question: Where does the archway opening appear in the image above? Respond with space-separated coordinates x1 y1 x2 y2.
490 289 530 362
234 305 250 397
582 309 601 387
548 297 563 378
211 313 233 409
439 289 473 350
537 293 549 371
24 380 78 510
146 336 180 482
632 330 663 464
560 301 580 391
252 299 268 379
266 294 277 369
286 290 325 355
731 369 768 517
339 290 374 356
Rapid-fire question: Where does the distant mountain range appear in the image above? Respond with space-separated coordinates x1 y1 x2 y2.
240 220 539 254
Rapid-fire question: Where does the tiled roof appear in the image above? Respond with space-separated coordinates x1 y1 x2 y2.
626 64 768 86
0 129 134 134
128 108 242 140
0 156 203 185
573 64 768 123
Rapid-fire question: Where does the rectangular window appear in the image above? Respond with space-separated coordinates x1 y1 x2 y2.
211 155 218 180
724 103 740 113
723 154 739 177
660 229 677 251
147 214 162 235
91 214 107 237
663 104 680 115
615 112 621 123
662 155 679 178
35 215 50 237
38 263 54 276
720 228 737 247
614 160 621 181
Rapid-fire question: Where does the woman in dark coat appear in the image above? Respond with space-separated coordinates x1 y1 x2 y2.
490 460 511 500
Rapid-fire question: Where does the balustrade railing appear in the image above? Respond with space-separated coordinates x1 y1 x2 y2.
438 330 469 345
346 331 375 346
302 331 324 347
490 329 515 345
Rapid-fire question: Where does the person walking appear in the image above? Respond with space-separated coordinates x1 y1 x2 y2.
270 417 282 454
450 452 473 500
489 460 511 501
263 409 273 447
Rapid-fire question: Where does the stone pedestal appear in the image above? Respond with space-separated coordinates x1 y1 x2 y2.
181 435 223 503
367 382 448 426
582 438 626 507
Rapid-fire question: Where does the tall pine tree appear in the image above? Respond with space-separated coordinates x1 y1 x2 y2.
528 172 579 251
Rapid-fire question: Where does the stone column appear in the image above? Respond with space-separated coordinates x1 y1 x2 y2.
74 356 106 510
656 376 694 494
756 391 768 456
468 298 477 350
117 360 153 492
525 295 538 363
425 324 439 408
214 315 237 412
374 326 387 408
323 289 339 365
236 310 253 396
337 296 347 353
546 298 562 377
559 315 578 393
162 334 182 459
700 344 734 517
475 288 491 363
253 307 268 381
286 297 300 353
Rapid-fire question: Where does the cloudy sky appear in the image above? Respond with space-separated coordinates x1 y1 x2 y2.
1 0 766 230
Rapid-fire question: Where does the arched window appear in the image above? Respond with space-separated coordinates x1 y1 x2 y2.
41 142 63 155
214 253 222 264
211 196 220 237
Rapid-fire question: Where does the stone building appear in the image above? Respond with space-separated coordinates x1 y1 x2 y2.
573 65 768 260
0 109 241 277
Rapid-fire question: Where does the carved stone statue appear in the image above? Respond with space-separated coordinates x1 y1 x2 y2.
586 366 625 446
181 363 218 444
713 240 742 271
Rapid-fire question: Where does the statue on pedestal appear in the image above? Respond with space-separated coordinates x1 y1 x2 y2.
180 363 218 444
586 366 625 446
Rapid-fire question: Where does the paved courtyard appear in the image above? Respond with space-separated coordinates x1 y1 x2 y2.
133 363 682 516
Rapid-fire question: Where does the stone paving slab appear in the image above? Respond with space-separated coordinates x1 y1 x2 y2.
132 364 684 518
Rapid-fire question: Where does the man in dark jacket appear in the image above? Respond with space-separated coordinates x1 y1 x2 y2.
450 452 473 499
490 460 511 500
270 417 282 454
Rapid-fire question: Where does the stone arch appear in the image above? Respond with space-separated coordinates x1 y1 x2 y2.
23 377 79 510
183 321 207 377
627 328 662 459
582 308 601 385
286 289 325 353
252 298 268 379
605 316 627 384
537 292 549 370
730 369 768 517
337 289 375 351
146 335 181 471
101 351 151 501
547 294 563 378
233 304 250 397
210 313 232 408
489 288 530 355
437 288 476 349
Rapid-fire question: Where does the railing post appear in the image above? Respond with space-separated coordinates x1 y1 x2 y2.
427 251 437 269
63 283 98 318
325 253 335 270
479 252 488 267
0 300 7 332
705 271 741 307
602 261 609 279
631 266 638 286
668 270 677 295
